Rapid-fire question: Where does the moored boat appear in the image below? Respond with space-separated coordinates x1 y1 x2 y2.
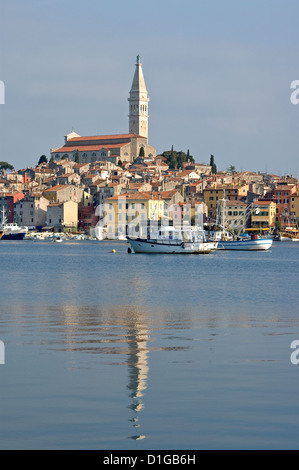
1 223 28 240
127 226 218 254
0 208 28 240
217 236 273 251
0 230 3 240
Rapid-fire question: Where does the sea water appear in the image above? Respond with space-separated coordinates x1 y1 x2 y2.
0 239 298 450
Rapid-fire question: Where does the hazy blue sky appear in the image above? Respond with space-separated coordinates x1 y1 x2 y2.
1 0 299 176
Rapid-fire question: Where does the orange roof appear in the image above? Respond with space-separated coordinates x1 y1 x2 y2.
107 192 152 201
52 143 129 153
225 200 248 206
43 185 73 192
256 200 275 205
68 133 143 142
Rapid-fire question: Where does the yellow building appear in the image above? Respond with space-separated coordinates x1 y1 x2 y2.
104 192 164 238
45 200 78 233
290 194 299 225
204 184 249 221
203 187 225 220
81 191 93 207
251 200 276 229
104 190 185 237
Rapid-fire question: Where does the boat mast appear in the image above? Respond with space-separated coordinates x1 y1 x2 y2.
221 189 226 232
1 206 7 226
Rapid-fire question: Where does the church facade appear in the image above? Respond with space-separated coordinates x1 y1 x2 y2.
50 56 156 164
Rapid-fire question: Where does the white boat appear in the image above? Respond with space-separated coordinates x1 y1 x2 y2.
53 235 63 243
0 208 28 240
127 226 218 254
217 236 273 251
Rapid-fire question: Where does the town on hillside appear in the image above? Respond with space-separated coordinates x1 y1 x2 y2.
0 154 298 239
0 56 298 238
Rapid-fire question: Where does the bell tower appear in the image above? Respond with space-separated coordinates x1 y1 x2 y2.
128 55 149 141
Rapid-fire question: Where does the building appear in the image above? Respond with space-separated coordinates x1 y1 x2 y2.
0 192 24 223
265 184 297 227
14 194 49 228
203 187 225 221
250 200 276 230
45 200 78 233
203 184 249 221
78 191 99 233
224 200 249 232
50 57 156 164
43 184 83 204
290 193 299 225
128 55 149 139
104 192 162 238
104 190 185 238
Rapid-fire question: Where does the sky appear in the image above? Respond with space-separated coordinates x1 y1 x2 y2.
0 0 299 176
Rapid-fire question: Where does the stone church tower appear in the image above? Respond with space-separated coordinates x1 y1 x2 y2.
128 55 149 141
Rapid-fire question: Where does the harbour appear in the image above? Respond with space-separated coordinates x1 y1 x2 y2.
1 0 299 455
0 239 298 450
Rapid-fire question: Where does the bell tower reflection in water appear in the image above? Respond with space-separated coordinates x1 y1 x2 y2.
126 316 150 441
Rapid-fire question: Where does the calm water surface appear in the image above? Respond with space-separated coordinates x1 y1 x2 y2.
0 239 298 450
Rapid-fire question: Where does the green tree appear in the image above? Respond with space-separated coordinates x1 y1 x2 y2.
161 147 195 170
210 155 217 174
227 165 236 174
38 155 48 165
118 159 123 168
74 150 80 164
139 146 145 157
0 161 14 171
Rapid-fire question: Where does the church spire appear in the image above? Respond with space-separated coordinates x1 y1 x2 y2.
128 55 149 140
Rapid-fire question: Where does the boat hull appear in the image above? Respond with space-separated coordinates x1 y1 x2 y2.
218 238 273 251
127 237 218 254
1 232 27 240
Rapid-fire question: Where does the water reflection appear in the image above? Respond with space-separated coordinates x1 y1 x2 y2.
44 305 155 440
126 316 150 440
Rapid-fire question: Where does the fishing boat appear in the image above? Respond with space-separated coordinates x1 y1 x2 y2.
217 235 273 251
127 226 218 254
214 193 273 251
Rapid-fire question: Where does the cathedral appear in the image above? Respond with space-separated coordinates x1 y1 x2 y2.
51 56 156 164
